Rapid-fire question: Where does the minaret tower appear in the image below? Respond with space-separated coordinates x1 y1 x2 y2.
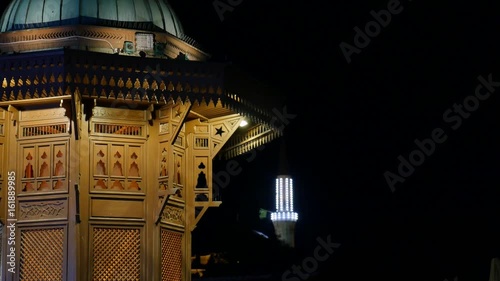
271 139 298 247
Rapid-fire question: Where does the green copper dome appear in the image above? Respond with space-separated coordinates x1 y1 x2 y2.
0 0 184 36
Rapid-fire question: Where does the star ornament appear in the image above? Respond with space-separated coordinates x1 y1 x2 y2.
215 126 225 136
174 109 182 117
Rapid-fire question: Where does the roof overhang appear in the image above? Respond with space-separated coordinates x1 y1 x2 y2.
0 49 283 158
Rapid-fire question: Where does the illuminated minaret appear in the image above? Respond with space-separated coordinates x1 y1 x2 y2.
271 139 298 247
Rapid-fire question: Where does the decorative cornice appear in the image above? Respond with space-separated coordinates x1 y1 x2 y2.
0 49 283 157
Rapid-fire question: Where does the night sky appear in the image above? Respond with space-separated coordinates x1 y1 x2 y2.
3 1 500 280
174 1 500 280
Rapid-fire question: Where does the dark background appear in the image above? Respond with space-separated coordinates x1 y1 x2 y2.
172 1 500 281
3 1 500 280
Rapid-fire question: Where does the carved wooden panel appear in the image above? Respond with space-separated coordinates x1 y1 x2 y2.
161 229 182 281
91 227 141 280
158 107 170 119
194 124 209 134
20 141 69 194
17 108 70 140
18 200 67 222
19 108 66 122
159 122 169 135
19 227 65 281
91 198 144 219
161 205 184 227
92 106 146 121
90 107 147 141
92 142 144 192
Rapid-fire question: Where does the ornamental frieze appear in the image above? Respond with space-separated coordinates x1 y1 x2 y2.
161 205 184 226
19 108 66 121
92 106 146 121
19 200 67 221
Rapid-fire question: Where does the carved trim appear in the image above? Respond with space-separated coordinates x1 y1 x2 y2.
19 108 66 121
19 200 67 221
92 107 146 121
0 26 125 44
161 205 184 226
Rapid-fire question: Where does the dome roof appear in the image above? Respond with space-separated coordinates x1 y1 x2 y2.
0 0 184 36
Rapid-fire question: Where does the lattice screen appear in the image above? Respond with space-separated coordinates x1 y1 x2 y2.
92 227 141 280
19 227 65 281
161 229 182 281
